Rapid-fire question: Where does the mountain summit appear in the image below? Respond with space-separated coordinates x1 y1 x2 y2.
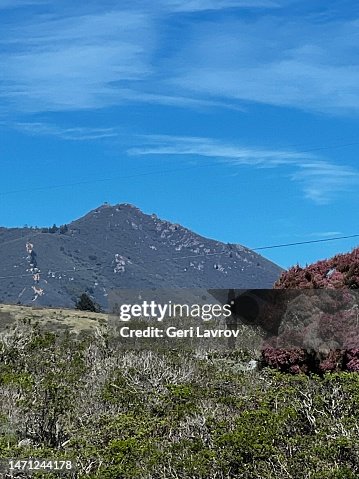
0 203 283 309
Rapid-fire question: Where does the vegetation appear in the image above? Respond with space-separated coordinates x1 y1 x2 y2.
41 224 68 234
262 247 359 374
275 247 359 289
1 248 359 477
75 293 101 313
1 321 359 478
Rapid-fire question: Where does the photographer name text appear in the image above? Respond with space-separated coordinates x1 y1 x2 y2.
118 326 240 339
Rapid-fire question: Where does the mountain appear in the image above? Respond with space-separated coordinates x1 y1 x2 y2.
0 203 283 309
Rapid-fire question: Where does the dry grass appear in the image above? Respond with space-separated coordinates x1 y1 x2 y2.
0 303 107 334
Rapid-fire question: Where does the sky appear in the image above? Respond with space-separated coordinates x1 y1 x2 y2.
1 0 359 269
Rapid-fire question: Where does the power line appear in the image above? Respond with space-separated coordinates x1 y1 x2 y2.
170 233 359 257
1 138 359 197
0 232 358 282
0 162 222 196
252 234 359 251
0 232 44 248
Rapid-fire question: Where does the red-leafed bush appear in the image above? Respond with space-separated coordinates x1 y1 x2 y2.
274 248 359 290
261 247 359 374
345 349 359 372
262 347 314 374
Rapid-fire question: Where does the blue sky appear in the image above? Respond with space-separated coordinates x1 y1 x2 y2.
1 0 359 268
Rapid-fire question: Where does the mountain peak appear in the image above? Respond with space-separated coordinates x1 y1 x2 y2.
0 205 283 309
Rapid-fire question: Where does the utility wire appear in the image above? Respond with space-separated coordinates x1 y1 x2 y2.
0 232 44 248
0 232 358 281
0 162 222 196
252 234 359 251
2 138 359 197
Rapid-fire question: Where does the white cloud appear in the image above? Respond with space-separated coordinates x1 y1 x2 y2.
290 161 358 204
1 2 359 115
169 17 359 114
0 5 246 113
159 0 280 12
0 0 47 8
11 122 120 140
129 135 359 203
0 10 156 111
305 231 343 238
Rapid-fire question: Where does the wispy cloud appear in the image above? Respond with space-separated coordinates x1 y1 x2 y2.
0 4 246 114
159 0 281 13
1 2 359 115
290 161 358 204
11 122 120 140
278 230 344 240
0 9 156 112
305 231 343 238
129 135 359 204
130 135 308 164
169 16 359 114
0 0 46 9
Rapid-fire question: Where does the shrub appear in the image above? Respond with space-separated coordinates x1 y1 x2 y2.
262 247 359 374
75 293 100 313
